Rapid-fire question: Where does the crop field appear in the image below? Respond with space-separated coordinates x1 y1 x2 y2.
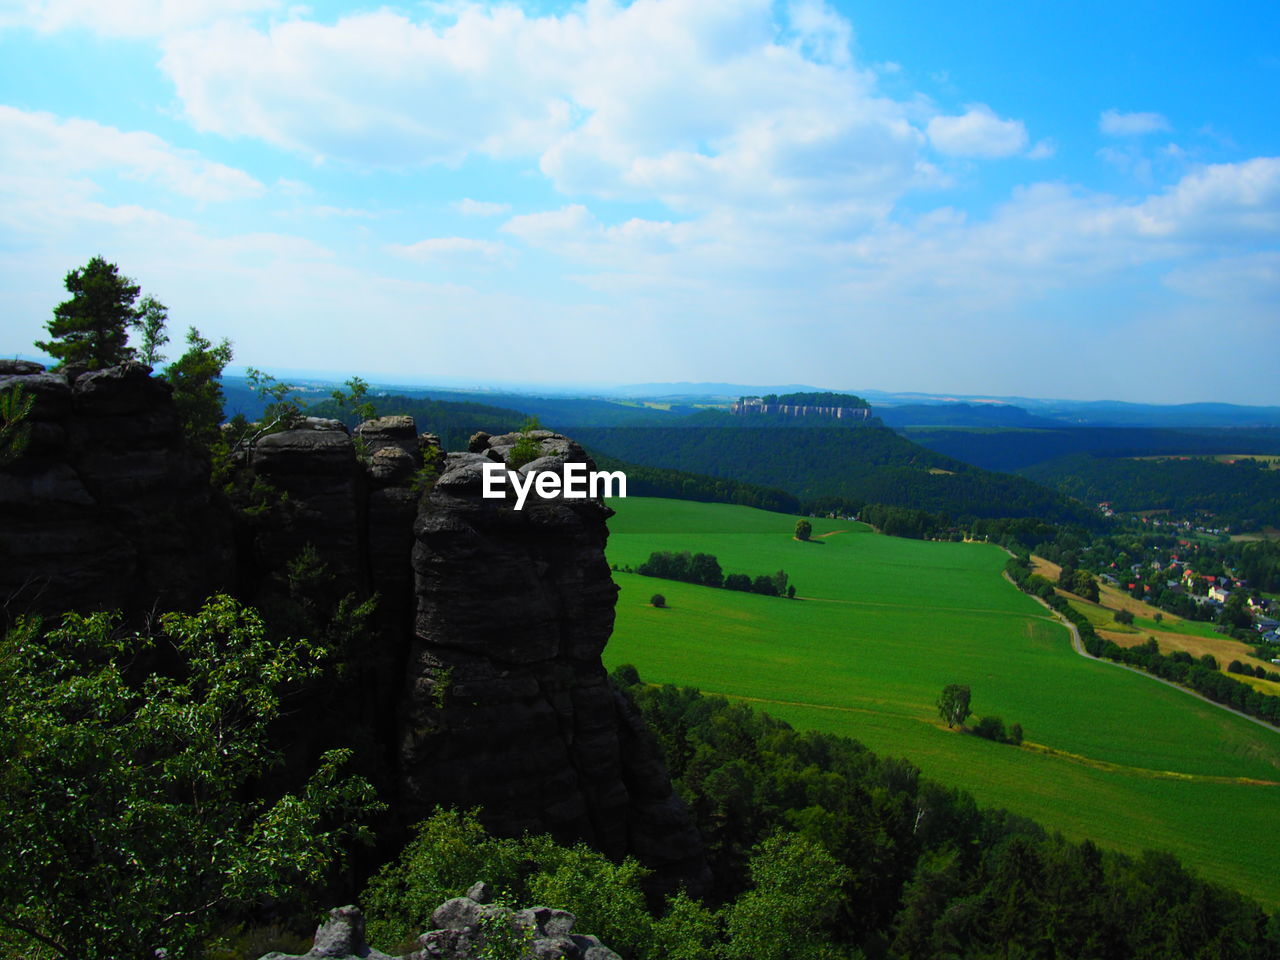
603 498 1280 907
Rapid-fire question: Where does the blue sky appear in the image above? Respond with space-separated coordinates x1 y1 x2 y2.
2 0 1277 403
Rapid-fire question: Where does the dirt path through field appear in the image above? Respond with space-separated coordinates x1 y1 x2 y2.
1008 572 1280 736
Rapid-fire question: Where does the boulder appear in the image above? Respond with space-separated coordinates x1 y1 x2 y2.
261 888 623 960
260 905 396 960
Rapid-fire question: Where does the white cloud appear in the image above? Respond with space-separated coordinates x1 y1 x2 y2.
1098 157 1280 240
388 236 509 262
926 104 1028 158
0 106 263 203
455 198 512 217
1100 109 1171 136
1027 139 1056 160
1 0 283 37
160 0 927 214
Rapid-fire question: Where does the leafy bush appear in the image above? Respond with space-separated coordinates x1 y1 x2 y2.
651 594 666 608
361 808 654 956
0 597 382 960
973 715 1008 742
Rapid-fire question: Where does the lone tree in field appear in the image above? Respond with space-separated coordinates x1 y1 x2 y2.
36 257 146 369
650 593 666 608
937 683 972 728
795 519 812 541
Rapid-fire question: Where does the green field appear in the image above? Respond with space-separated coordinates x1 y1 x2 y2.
603 498 1280 907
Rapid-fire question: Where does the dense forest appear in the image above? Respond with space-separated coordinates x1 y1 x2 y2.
1021 453 1280 530
573 422 1097 525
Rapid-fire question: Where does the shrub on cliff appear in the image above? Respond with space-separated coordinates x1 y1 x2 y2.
0 382 34 463
0 596 382 960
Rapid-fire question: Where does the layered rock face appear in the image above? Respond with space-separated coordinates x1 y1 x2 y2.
402 431 710 895
1 371 708 893
0 360 233 619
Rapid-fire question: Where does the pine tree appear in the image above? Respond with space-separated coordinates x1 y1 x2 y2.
35 257 140 369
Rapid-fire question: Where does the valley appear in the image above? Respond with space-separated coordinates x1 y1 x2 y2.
603 498 1280 907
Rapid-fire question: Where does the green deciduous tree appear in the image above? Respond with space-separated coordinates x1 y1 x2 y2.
165 326 233 452
937 683 972 728
331 376 377 424
723 833 851 960
131 295 170 366
795 519 812 541
35 257 141 369
1070 569 1099 603
0 596 382 960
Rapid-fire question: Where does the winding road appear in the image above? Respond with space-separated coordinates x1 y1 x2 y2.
1008 571 1280 735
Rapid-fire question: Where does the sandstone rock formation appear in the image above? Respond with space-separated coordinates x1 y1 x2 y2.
260 892 622 960
1 368 708 894
0 360 233 619
402 431 710 895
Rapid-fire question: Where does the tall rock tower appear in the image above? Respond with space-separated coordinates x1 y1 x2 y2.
402 431 710 895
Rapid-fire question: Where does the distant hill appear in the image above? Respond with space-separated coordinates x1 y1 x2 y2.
878 403 1060 429
904 426 1280 472
1021 452 1280 530
572 418 1095 523
362 388 690 429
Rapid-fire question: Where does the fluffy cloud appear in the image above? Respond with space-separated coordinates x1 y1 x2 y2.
1098 157 1280 240
1099 109 1171 136
926 104 1028 158
0 106 263 204
160 0 928 213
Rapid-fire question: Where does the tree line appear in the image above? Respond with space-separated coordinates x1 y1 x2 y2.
631 551 793 598
754 391 870 408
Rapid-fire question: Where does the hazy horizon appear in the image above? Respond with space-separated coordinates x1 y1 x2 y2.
3 0 1277 404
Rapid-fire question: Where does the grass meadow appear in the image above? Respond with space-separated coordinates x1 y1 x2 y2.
603 498 1280 906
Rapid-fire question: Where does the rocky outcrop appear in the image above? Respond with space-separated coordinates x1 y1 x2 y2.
1 368 708 895
402 432 710 895
260 891 622 960
0 360 233 619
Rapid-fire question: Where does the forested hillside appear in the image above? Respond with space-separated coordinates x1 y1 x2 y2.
1024 453 1280 529
1020 453 1280 530
904 426 1280 472
574 421 1095 523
